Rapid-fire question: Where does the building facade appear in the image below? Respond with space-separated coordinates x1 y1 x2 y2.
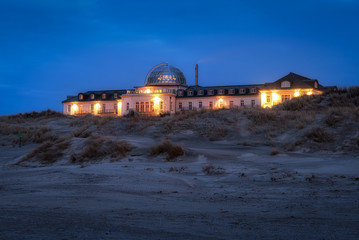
62 63 327 116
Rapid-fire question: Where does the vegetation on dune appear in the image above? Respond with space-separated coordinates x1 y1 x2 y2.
150 139 184 161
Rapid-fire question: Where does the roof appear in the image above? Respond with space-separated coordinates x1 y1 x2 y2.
262 72 325 90
62 89 129 103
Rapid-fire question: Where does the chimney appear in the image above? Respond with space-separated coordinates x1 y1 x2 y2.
195 64 198 86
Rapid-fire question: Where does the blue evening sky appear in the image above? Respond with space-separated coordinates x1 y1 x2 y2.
1 0 358 115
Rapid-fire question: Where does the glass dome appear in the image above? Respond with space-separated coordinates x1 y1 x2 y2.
145 63 187 86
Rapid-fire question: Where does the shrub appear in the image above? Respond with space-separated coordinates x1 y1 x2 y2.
150 139 184 160
305 126 334 143
202 165 226 175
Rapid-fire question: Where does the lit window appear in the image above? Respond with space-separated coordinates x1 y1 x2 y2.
189 102 192 110
199 101 202 108
281 81 291 88
314 81 318 88
135 102 139 112
102 93 106 99
90 93 95 100
150 102 154 112
140 102 144 112
240 100 244 107
251 100 255 107
145 102 149 112
266 95 271 103
219 100 223 108
281 95 290 102
79 94 83 100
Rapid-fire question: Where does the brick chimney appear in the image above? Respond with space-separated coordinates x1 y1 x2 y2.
195 64 198 86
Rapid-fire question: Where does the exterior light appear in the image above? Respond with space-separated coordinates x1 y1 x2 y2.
95 103 100 109
71 104 78 111
294 91 300 97
307 91 313 95
146 89 151 94
261 93 266 103
272 92 278 102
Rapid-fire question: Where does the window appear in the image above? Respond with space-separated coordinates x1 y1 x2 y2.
240 100 244 107
90 104 94 113
135 102 139 112
250 88 256 93
281 81 291 88
198 89 204 95
79 94 83 100
90 93 95 100
251 100 255 107
229 89 235 94
179 102 182 109
266 95 271 103
140 102 144 112
126 102 129 111
145 102 149 112
102 104 106 113
188 90 193 96
114 93 118 98
218 89 225 95
281 95 290 102
160 101 164 111
102 93 106 99
150 102 154 112
199 101 202 109
178 90 183 96
314 81 318 88
230 101 234 108
240 88 246 94
67 105 71 113
209 101 213 109
208 89 214 95
189 102 192 110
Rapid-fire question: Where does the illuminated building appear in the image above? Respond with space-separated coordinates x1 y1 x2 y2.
62 63 331 115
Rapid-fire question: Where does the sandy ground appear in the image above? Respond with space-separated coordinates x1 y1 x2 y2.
1 137 359 239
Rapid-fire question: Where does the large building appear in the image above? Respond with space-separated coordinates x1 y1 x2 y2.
62 63 327 116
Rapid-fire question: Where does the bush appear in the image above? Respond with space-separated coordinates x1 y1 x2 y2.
305 126 334 143
202 165 226 175
150 139 184 161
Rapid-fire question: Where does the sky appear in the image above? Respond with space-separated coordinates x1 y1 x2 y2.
1 0 358 115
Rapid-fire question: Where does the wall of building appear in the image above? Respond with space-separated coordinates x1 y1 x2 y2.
63 101 120 115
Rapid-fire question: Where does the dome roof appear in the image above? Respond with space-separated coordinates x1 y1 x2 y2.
145 63 187 86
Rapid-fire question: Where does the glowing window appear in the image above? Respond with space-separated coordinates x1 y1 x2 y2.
135 102 139 112
102 93 106 99
281 95 290 102
90 94 95 100
79 94 83 100
266 95 271 103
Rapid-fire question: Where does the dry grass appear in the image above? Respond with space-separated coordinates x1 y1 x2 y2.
150 139 184 161
17 136 70 165
202 165 226 175
75 135 132 163
305 126 334 143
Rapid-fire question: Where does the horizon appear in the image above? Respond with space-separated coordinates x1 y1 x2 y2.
1 0 359 115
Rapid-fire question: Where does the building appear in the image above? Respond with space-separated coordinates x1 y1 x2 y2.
62 63 328 116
